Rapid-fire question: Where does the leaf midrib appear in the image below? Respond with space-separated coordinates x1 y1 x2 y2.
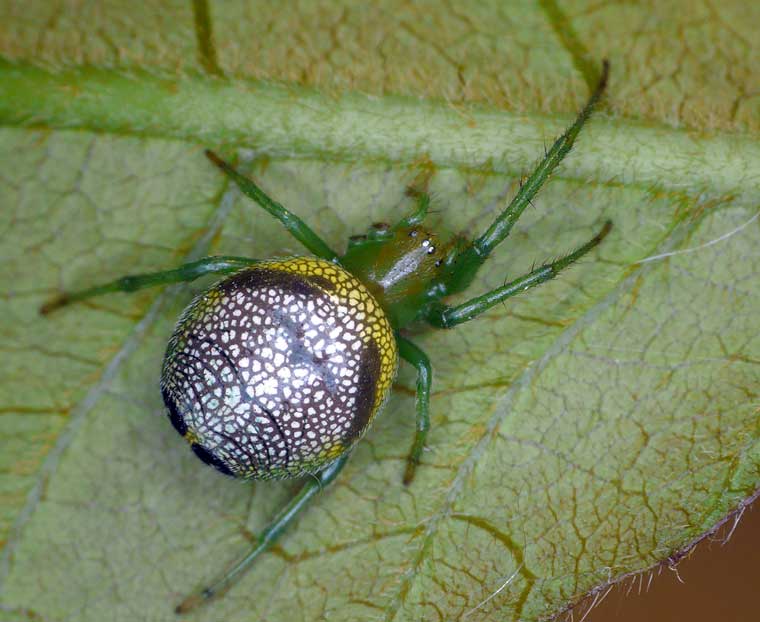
1 59 759 207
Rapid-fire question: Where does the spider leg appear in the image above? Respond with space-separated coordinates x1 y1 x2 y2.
39 256 258 315
396 335 432 485
426 221 611 328
395 187 431 228
175 454 349 614
443 61 609 296
205 150 339 261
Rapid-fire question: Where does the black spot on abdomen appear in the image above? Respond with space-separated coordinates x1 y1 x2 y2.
162 386 187 437
348 339 382 440
191 443 235 477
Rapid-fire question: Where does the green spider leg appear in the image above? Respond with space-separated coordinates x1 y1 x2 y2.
396 186 432 228
39 256 259 314
205 150 339 261
40 150 341 314
426 220 611 327
436 61 610 303
175 453 349 614
396 334 432 485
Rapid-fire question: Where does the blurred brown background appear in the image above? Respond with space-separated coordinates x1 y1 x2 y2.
586 498 758 622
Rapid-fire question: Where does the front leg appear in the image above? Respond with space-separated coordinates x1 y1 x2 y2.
426 221 612 328
396 335 432 485
205 150 339 262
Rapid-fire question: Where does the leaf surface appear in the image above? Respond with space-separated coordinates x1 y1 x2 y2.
1 2 759 621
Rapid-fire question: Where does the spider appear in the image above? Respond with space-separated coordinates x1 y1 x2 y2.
41 62 611 612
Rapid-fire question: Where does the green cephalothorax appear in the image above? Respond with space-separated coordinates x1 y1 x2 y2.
341 220 446 329
40 62 611 613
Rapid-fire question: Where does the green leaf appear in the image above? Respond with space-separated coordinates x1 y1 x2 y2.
1 2 758 621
